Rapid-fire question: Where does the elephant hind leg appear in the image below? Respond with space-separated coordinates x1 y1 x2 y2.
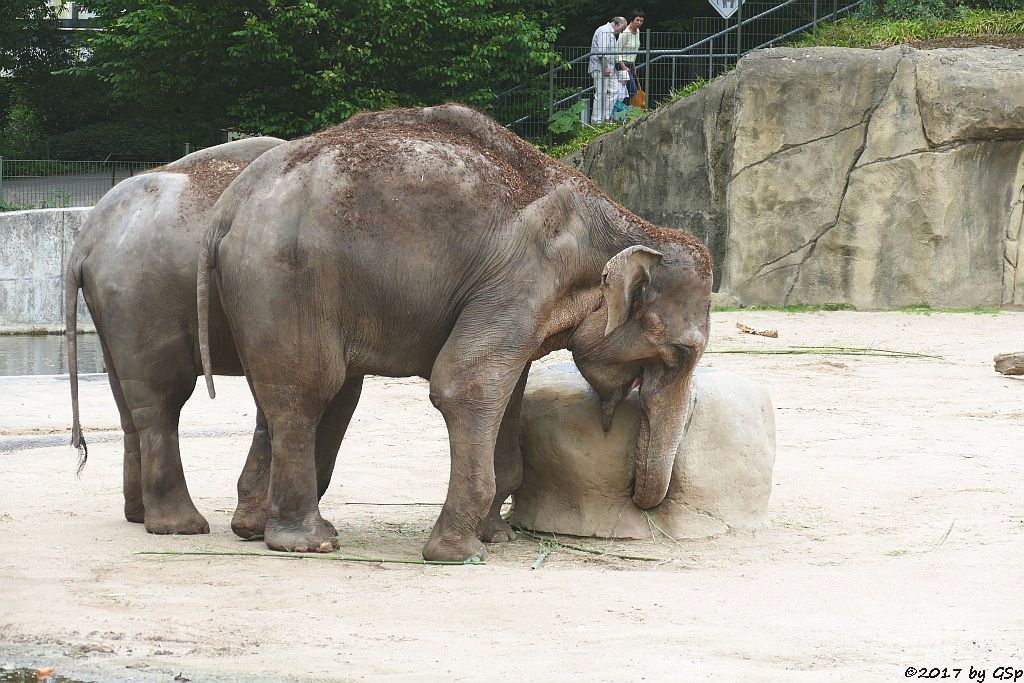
107 364 144 524
231 402 271 540
245 352 347 552
94 334 144 524
230 376 364 540
119 371 209 535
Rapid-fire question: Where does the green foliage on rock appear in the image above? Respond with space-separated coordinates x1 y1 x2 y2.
544 121 619 158
855 0 1020 20
792 9 1024 47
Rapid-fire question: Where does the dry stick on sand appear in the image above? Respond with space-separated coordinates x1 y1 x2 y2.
136 550 482 566
736 322 779 338
994 352 1024 375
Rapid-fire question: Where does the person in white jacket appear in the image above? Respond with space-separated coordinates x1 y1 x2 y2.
588 16 627 123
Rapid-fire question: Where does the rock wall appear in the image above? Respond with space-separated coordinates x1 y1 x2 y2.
569 46 1024 309
0 208 93 333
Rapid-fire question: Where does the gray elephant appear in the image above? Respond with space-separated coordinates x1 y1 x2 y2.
66 137 360 538
198 104 712 562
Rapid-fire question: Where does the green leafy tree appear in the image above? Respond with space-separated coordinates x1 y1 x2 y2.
0 1 96 157
227 0 560 136
76 0 559 140
78 0 260 144
0 0 68 76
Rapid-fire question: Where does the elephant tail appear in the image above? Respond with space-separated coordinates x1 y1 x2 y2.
65 245 88 475
197 223 218 399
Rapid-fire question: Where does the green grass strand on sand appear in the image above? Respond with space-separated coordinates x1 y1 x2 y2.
136 550 483 566
896 304 1002 315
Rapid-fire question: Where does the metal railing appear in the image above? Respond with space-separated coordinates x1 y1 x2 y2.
493 0 863 142
0 158 165 210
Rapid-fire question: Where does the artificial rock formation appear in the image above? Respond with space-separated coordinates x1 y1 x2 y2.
511 364 775 540
569 46 1024 309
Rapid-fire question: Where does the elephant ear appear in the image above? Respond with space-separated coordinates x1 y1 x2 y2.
601 245 663 336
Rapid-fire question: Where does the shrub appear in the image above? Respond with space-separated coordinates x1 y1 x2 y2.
856 0 1021 20
46 121 191 161
0 100 45 157
791 9 1024 47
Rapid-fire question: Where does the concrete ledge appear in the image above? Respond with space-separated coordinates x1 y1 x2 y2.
0 207 94 333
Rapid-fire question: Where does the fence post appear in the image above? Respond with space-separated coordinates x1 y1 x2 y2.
813 0 818 28
548 65 554 147
708 34 714 80
736 0 743 64
644 29 651 109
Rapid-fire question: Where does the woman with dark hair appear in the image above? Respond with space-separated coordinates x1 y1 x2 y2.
616 8 645 101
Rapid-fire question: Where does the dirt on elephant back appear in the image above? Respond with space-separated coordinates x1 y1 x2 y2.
140 159 249 202
277 104 712 275
282 104 584 210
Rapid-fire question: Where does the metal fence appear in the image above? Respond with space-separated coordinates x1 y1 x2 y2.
0 158 165 210
494 0 864 142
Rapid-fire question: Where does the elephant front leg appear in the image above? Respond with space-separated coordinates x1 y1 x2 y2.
477 363 530 544
424 318 533 562
422 400 499 563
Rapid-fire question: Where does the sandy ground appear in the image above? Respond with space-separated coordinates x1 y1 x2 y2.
1 311 1022 682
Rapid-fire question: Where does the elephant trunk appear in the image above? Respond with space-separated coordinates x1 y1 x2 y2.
631 365 695 510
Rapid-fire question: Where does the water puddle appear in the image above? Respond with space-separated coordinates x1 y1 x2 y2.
0 667 91 683
0 334 104 376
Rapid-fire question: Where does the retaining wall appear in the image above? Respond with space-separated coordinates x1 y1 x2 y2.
0 207 94 333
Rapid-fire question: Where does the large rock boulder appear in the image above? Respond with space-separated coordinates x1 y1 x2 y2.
511 364 775 540
568 46 1024 309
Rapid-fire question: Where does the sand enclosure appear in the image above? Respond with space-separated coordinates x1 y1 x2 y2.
1 311 1022 682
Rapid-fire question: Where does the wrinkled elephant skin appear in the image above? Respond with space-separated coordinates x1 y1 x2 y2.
199 105 713 562
66 137 358 539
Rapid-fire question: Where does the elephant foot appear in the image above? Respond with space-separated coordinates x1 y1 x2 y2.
264 516 338 553
477 514 517 543
144 507 210 535
231 503 269 540
124 501 145 525
422 533 488 563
